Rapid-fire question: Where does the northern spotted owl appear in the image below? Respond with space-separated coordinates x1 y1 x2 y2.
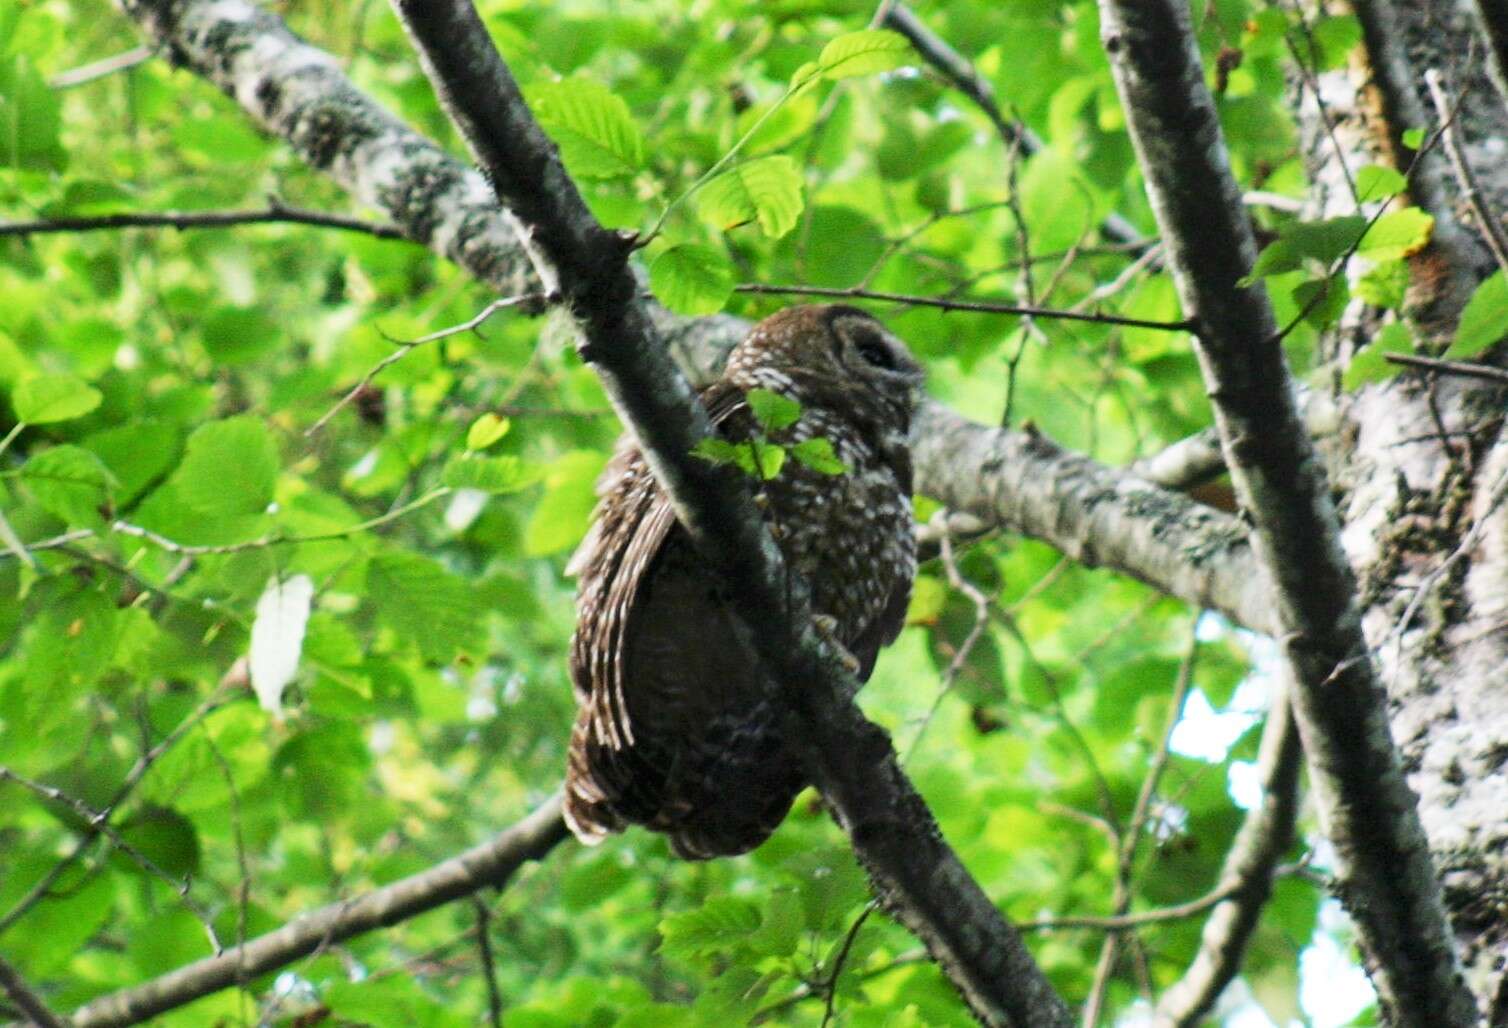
564 305 923 858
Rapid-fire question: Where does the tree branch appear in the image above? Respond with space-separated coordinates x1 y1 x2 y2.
0 204 408 239
1097 2 1478 1023
69 795 570 1028
1153 686 1303 1026
386 2 1072 1024
0 953 70 1028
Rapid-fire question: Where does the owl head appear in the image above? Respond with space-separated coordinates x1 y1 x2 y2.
724 305 924 432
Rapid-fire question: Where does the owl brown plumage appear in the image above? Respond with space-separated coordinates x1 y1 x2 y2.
564 305 923 859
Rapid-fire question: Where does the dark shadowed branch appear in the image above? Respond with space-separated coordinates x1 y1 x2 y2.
0 953 70 1028
386 1 1072 1024
0 204 409 239
1154 688 1303 1027
1098 1 1477 1022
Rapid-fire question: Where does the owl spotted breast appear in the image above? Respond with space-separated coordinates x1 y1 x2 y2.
565 305 924 859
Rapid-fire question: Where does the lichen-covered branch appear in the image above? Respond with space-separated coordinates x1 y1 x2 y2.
387 2 1071 1025
913 405 1274 635
1096 1 1477 1023
70 795 570 1028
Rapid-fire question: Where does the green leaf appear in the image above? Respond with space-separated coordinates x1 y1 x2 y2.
1343 322 1413 390
699 155 804 238
818 29 911 80
650 244 735 315
0 54 65 171
200 305 281 365
1292 275 1349 330
1446 270 1508 359
658 897 760 958
20 445 112 526
367 553 483 663
692 438 786 479
746 387 801 431
1357 208 1433 262
465 413 510 450
525 450 606 556
790 436 848 475
746 889 802 958
115 805 201 878
527 77 645 179
1355 259 1409 310
1402 126 1426 149
11 373 102 424
1246 216 1366 279
1354 164 1406 202
174 416 279 517
440 454 536 493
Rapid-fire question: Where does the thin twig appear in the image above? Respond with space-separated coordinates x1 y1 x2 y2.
1383 352 1508 385
111 487 451 556
473 898 503 1028
1423 68 1508 277
735 283 1194 332
821 900 880 1027
306 293 540 436
0 767 222 952
0 952 71 1028
0 204 409 240
48 44 155 88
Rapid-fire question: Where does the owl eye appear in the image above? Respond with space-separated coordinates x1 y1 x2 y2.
849 327 896 370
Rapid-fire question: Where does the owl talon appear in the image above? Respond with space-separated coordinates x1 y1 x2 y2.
812 614 861 675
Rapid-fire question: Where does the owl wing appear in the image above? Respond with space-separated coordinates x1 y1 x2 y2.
564 382 755 842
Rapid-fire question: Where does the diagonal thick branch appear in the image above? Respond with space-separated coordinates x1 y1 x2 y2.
386 1 1071 1024
115 0 1270 640
1097 1 1478 1023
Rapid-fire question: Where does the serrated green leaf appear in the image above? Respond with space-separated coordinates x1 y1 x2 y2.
20 445 112 526
658 897 760 958
465 413 510 450
746 889 802 958
746 387 801 431
367 553 482 663
441 454 536 493
528 77 645 179
650 244 735 315
693 437 785 479
11 373 102 424
1446 269 1508 359
1355 164 1406 202
1357 208 1433 262
790 436 848 475
818 29 911 80
699 155 804 238
174 415 279 517
1343 322 1413 389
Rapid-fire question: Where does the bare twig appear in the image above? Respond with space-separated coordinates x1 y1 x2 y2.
473 899 503 1028
305 293 540 436
0 767 222 952
48 44 154 88
0 204 408 240
1154 687 1304 1026
1385 352 1508 385
1424 67 1508 277
821 900 880 1027
0 952 71 1028
735 283 1195 332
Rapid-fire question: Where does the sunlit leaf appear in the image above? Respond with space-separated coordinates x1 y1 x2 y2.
650 244 736 315
528 77 645 179
698 155 804 238
818 29 912 80
12 373 101 424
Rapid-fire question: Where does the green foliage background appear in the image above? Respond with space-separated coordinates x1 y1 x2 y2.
0 0 1386 1023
